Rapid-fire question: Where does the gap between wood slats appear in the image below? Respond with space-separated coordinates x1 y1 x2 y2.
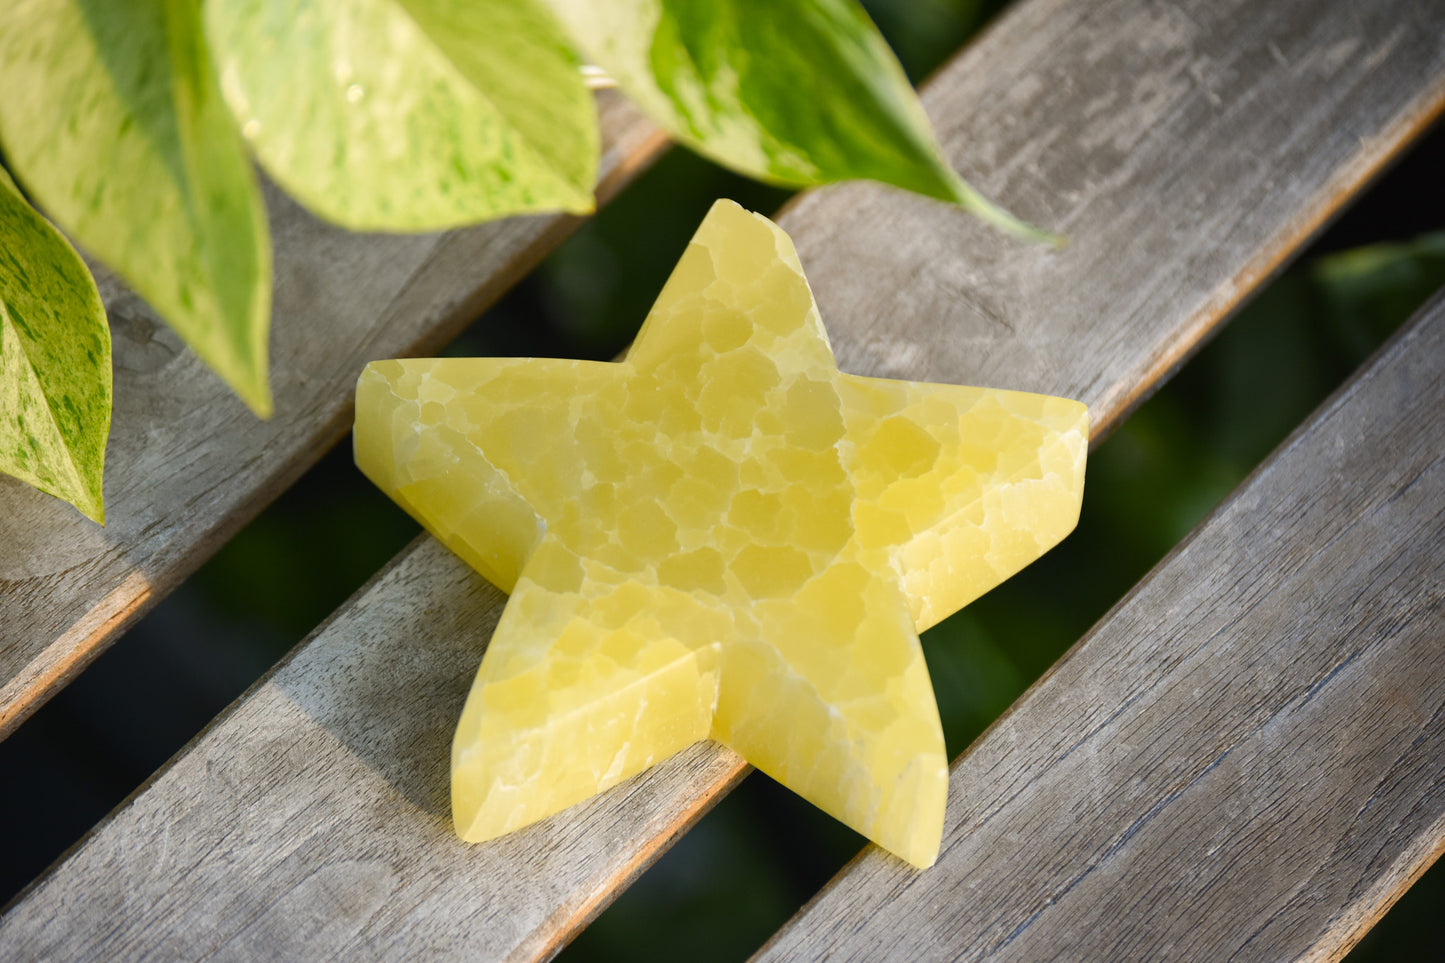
2 0 1443 959
0 93 668 740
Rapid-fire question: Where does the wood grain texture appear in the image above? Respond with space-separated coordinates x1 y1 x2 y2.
4 0 1445 958
791 0 1445 436
756 289 1445 963
2 539 750 960
0 92 666 738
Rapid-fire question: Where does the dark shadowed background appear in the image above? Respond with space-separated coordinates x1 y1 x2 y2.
3 1 1442 958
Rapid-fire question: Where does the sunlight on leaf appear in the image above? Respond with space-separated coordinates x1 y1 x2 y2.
547 0 1051 241
0 168 111 523
206 0 599 231
0 0 272 416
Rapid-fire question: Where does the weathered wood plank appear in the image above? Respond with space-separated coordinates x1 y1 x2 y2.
4 0 1444 958
756 288 1445 963
3 539 752 960
793 0 1445 429
0 92 666 738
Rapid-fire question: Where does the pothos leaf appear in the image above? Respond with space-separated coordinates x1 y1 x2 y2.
547 0 1052 241
205 0 599 231
0 167 111 523
0 0 273 416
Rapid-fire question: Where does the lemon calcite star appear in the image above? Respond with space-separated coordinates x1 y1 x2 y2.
354 200 1087 868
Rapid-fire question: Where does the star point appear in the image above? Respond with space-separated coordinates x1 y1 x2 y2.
355 199 1087 868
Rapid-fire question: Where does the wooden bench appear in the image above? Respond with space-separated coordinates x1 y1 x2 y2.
3 0 1443 957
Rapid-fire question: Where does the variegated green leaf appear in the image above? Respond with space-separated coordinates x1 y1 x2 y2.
548 0 1050 241
0 0 273 416
206 0 598 231
0 167 111 523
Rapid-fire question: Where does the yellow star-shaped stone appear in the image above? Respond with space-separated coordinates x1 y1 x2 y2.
354 200 1087 868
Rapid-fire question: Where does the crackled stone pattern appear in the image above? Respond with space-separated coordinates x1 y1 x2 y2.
354 200 1088 867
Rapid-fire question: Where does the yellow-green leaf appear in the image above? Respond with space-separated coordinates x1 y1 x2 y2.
0 168 111 523
0 0 273 416
548 0 1051 241
205 0 599 231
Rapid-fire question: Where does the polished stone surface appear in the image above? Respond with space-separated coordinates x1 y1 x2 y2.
355 201 1087 867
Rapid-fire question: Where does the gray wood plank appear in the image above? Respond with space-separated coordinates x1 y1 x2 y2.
0 92 665 738
4 539 751 961
756 288 1445 963
4 0 1444 958
791 0 1445 429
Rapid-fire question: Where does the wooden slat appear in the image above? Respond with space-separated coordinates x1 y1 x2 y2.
4 0 1444 958
756 288 1445 963
0 92 666 738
